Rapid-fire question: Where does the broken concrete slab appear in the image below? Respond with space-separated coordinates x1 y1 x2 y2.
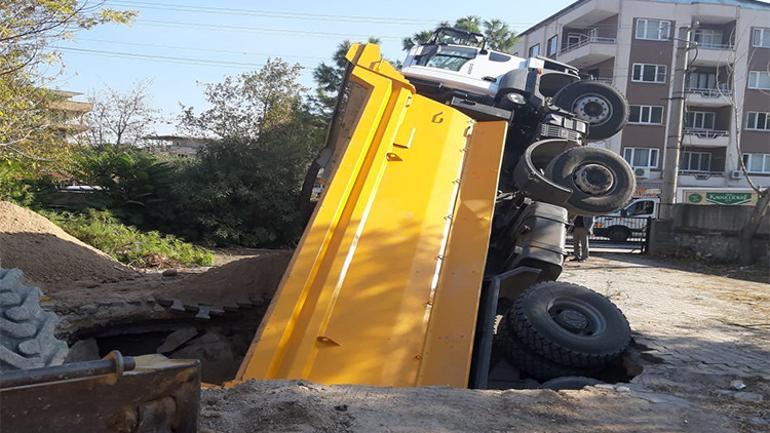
156 327 198 354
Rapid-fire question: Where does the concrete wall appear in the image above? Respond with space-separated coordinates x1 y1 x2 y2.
649 204 770 262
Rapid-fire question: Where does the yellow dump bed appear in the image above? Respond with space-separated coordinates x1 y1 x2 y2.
236 44 507 388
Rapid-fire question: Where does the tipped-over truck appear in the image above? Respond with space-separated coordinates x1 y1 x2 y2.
1 29 636 432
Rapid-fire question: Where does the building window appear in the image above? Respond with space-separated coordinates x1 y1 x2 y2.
529 43 540 57
635 18 671 41
680 151 711 172
748 71 770 89
632 63 667 83
685 111 715 130
629 105 664 124
547 35 559 57
623 147 659 168
687 71 718 90
753 28 770 48
742 153 770 173
746 112 770 130
566 33 583 48
694 29 723 48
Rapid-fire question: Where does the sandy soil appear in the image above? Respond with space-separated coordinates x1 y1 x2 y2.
198 254 770 433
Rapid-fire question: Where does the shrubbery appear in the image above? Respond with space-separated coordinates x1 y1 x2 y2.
44 209 213 267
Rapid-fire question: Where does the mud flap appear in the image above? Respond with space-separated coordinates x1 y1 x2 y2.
0 353 200 433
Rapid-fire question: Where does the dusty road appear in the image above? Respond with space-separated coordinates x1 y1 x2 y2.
200 254 770 433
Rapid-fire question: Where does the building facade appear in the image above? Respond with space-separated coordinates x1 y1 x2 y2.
514 0 770 198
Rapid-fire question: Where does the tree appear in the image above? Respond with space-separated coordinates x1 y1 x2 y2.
171 59 326 246
402 16 518 52
0 1 134 186
86 81 159 147
181 58 308 141
312 38 380 117
1 1 134 78
712 27 770 265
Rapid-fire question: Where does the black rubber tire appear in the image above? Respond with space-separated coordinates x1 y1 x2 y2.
495 312 597 381
0 269 68 370
607 226 630 242
545 146 635 216
553 81 628 140
540 376 603 390
510 281 631 369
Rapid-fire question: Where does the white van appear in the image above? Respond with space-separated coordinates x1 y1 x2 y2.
593 197 659 242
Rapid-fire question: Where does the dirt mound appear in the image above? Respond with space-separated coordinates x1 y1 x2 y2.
158 251 292 310
0 201 133 291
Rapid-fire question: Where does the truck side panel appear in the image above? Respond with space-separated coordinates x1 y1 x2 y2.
236 44 506 387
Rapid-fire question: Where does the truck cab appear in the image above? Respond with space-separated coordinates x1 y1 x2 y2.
594 197 659 242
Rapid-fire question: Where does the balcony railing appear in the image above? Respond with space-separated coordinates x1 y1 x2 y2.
684 128 729 138
560 37 616 54
693 42 735 50
686 87 733 98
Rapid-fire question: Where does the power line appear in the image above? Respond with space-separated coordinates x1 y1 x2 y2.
135 18 404 40
54 46 316 71
108 0 451 25
76 38 328 61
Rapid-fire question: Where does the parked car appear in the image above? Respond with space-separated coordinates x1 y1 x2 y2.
594 197 659 242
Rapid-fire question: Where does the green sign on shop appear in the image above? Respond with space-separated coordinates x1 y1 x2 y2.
687 192 703 203
705 192 753 205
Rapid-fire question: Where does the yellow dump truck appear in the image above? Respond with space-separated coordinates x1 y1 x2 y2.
1 34 635 432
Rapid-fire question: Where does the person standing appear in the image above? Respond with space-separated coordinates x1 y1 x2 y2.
572 215 594 262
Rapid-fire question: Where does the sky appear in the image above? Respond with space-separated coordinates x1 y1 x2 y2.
50 0 577 133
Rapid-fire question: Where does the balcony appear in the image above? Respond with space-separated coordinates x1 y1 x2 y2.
690 43 735 66
558 37 616 68
677 171 726 187
683 128 730 147
686 87 732 107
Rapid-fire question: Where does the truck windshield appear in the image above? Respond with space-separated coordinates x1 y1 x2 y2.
417 46 477 72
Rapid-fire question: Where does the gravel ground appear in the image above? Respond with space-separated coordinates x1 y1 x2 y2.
200 253 770 433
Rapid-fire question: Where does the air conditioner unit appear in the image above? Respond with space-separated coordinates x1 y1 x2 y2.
634 167 651 179
730 170 743 180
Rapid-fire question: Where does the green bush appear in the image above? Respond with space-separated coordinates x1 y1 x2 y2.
73 146 177 226
43 209 213 268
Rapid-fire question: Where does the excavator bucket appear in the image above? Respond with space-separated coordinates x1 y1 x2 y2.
236 44 507 388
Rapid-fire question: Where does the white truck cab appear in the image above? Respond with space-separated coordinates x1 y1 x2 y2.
594 197 659 242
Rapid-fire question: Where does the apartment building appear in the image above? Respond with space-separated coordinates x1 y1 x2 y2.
514 0 770 198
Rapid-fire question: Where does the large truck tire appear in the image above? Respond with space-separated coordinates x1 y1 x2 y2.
553 81 628 140
495 313 596 380
510 281 631 369
0 269 68 371
545 146 635 216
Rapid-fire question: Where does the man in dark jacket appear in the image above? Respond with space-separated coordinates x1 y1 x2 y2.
572 215 594 262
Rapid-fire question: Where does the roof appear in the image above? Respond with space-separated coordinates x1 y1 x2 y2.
518 0 770 36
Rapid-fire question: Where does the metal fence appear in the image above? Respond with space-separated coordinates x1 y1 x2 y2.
568 216 652 254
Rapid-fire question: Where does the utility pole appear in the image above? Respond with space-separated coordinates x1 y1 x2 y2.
659 25 694 220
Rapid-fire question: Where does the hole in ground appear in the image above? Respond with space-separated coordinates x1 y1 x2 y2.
65 309 260 385
487 339 647 390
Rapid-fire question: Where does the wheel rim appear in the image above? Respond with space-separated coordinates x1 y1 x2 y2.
573 163 615 195
572 94 612 126
547 298 607 337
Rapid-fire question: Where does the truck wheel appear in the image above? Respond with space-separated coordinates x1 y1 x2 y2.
545 146 635 216
607 226 630 242
510 281 631 369
553 81 628 140
0 269 68 371
540 376 602 390
495 313 596 380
